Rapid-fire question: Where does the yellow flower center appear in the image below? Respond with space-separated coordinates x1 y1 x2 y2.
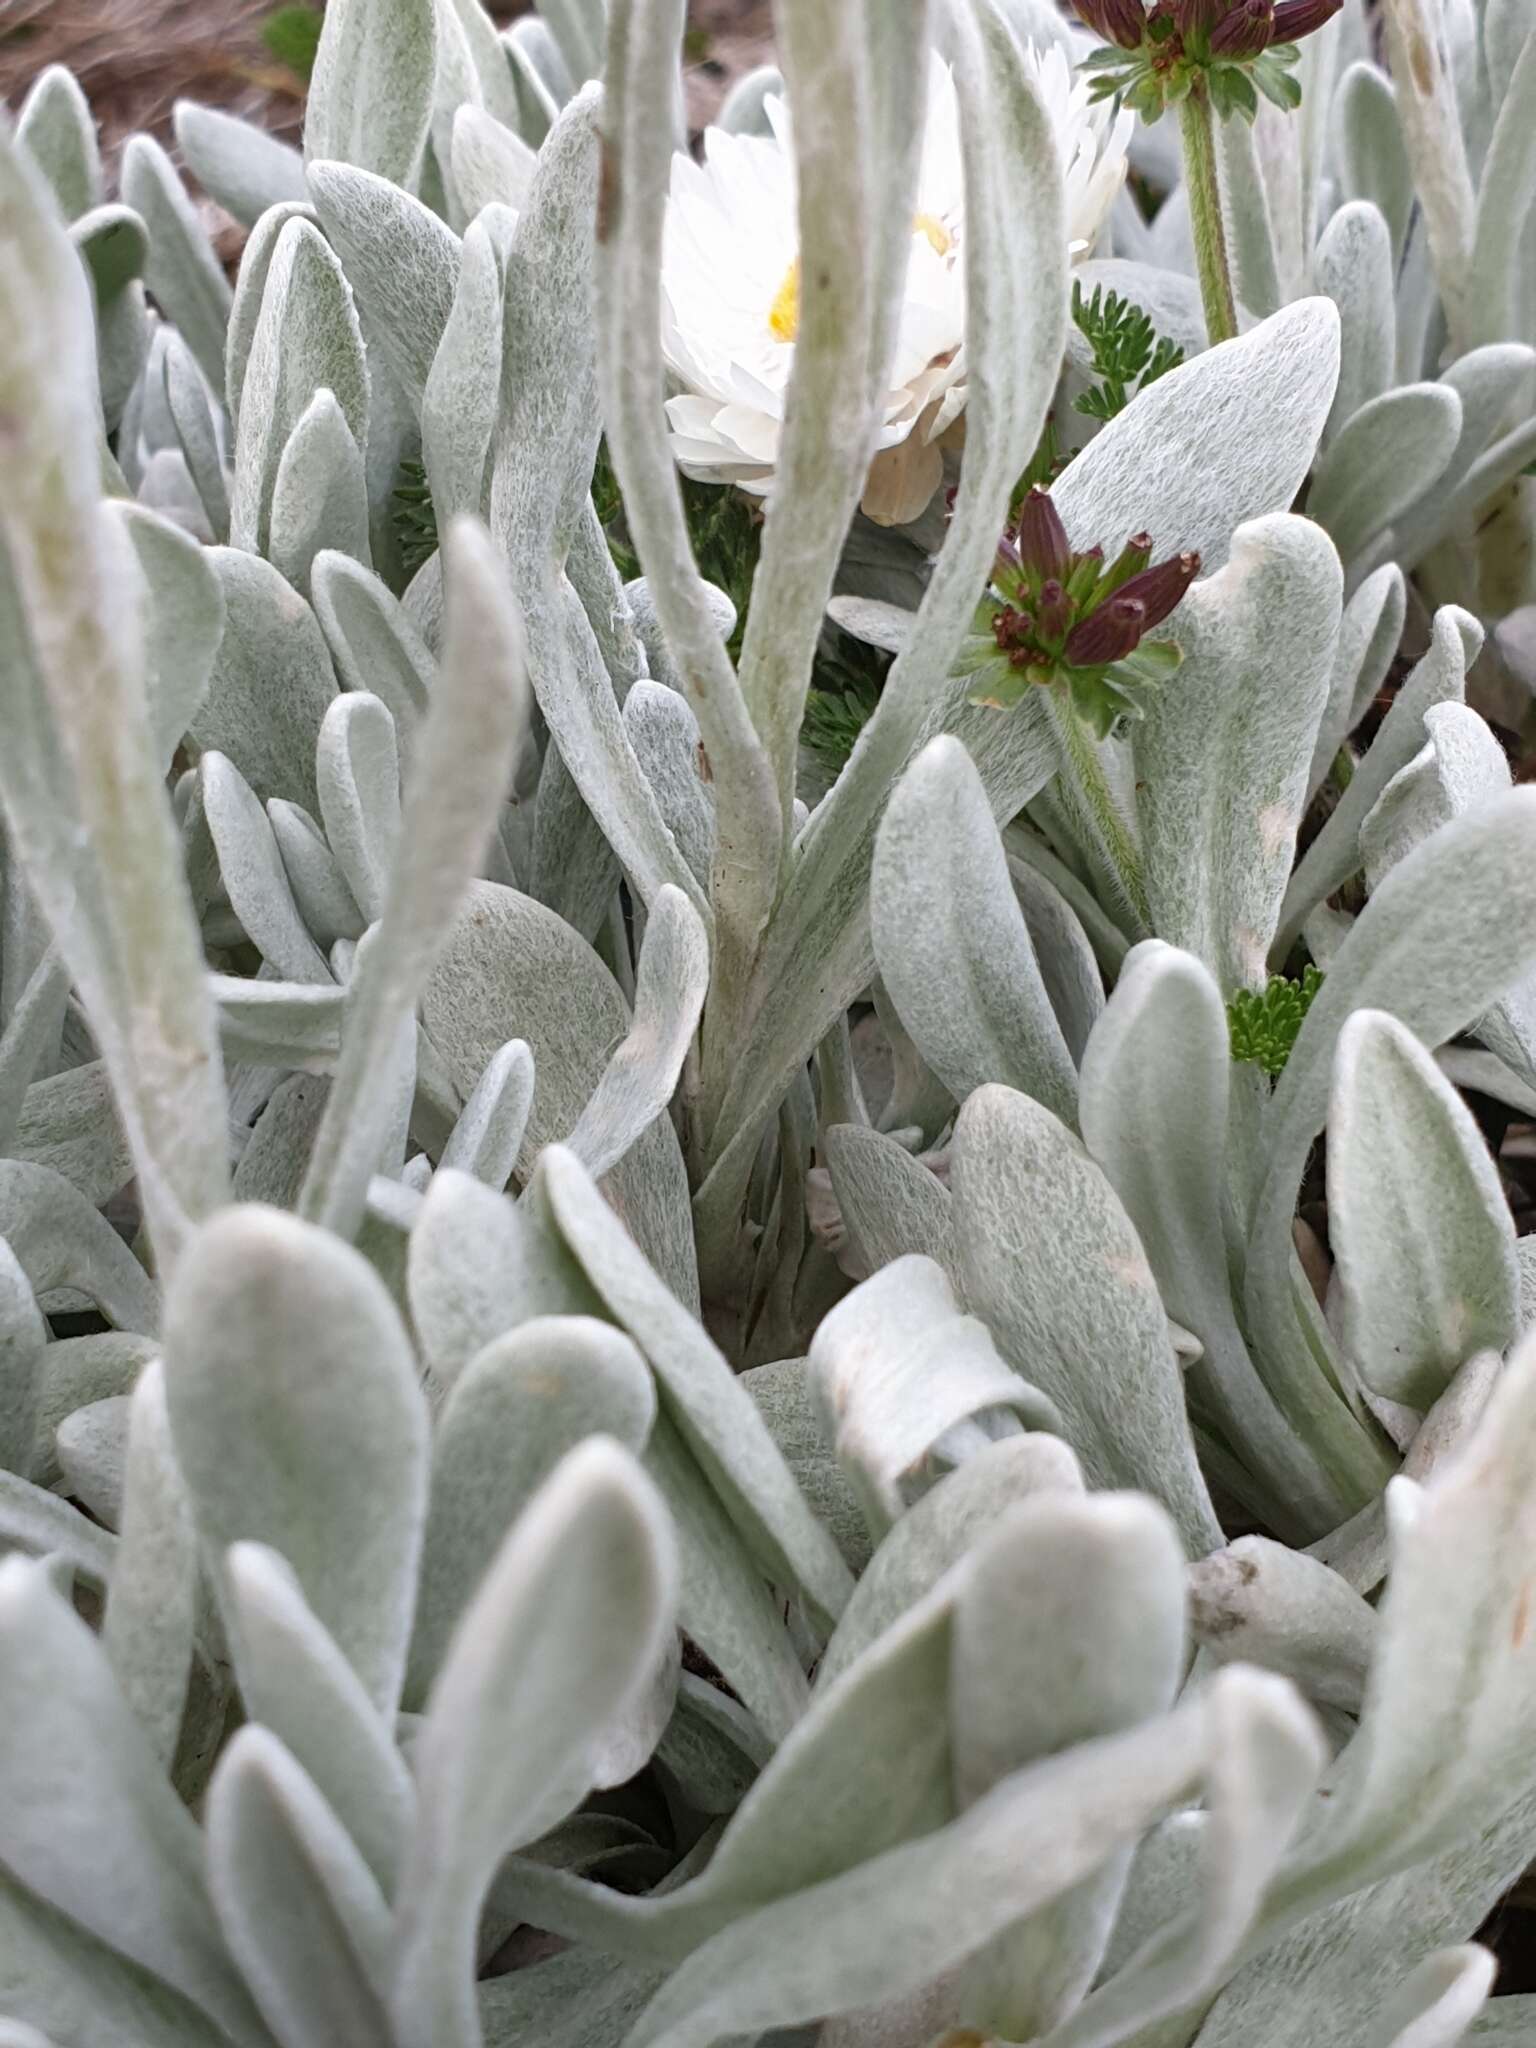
768 214 954 343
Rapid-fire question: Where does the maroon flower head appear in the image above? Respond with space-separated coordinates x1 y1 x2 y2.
1114 550 1202 630
1016 487 1073 585
1072 0 1149 47
1268 0 1341 37
1035 579 1075 644
1210 0 1274 53
1173 0 1225 34
1065 597 1148 667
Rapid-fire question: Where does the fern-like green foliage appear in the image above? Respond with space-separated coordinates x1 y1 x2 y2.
1228 965 1324 1076
391 458 437 580
1071 282 1186 424
261 2 324 81
801 649 886 779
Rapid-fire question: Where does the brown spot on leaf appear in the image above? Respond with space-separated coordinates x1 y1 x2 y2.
596 134 619 245
1514 1582 1531 1650
1408 29 1437 94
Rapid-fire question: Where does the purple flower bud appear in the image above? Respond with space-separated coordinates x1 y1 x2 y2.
1066 546 1106 605
1174 0 1224 33
1269 0 1340 37
1210 0 1273 52
1016 487 1073 585
1065 596 1148 667
1097 531 1154 599
1035 579 1075 645
991 604 1034 654
1113 549 1202 629
1073 0 1149 46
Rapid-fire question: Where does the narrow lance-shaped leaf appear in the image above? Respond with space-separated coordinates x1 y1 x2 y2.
1329 1010 1519 1411
0 127 230 1270
300 518 530 1238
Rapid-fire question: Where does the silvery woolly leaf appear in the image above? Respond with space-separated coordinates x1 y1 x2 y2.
267 388 373 597
479 1947 666 2048
1036 1669 1326 2048
1469 1994 1536 2040
198 549 338 811
1053 300 1340 575
1188 1535 1377 1712
742 1355 871 1577
1328 1010 1518 1411
420 883 696 1302
422 215 503 525
406 1167 602 1389
451 104 538 219
952 1493 1189 2042
205 1726 395 2048
310 550 433 739
818 1434 1083 1688
0 1558 264 2043
1135 513 1340 994
101 1363 198 1769
1465 33 1536 352
0 1236 46 1477
1307 562 1406 800
229 217 369 559
624 1672 1254 2048
1278 606 1480 956
0 1867 222 2048
300 519 528 1239
642 1405 814 1743
1315 203 1396 442
0 1159 157 1335
28 1330 157 1490
623 680 717 894
315 693 402 925
541 1143 856 1628
70 202 148 303
405 1314 656 1705
268 800 365 949
0 2023 55 2048
119 134 232 396
304 0 436 189
213 973 345 1070
1363 1947 1496 2048
1435 344 1536 501
1271 1324 1536 1921
872 736 1078 1126
307 161 461 409
439 1036 536 1189
1334 61 1413 264
0 1468 116 1586
159 337 231 546
202 751 333 983
1077 942 1336 1537
224 1542 415 1895
0 127 229 1267
823 1122 953 1275
565 885 708 1180
808 1253 1061 1543
1306 383 1463 565
224 201 318 424
948 1085 1222 1556
163 1205 429 1717
173 100 309 228
391 1440 676 2048
1247 790 1536 1499
55 1396 130 1528
16 64 102 221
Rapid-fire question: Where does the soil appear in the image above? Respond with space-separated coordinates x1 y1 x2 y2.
0 0 775 160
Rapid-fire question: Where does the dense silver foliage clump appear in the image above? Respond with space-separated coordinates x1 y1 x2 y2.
2 0 1536 2041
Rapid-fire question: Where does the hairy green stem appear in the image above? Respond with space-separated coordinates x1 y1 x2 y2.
1179 87 1239 346
1049 698 1153 936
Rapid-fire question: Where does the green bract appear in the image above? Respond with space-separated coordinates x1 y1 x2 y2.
1 0 1536 2042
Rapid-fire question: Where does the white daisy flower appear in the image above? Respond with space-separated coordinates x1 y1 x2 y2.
660 45 1132 526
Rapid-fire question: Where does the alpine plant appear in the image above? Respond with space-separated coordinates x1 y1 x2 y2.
0 0 1535 2044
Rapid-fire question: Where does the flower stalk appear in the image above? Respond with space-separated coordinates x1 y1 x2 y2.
1180 85 1240 345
